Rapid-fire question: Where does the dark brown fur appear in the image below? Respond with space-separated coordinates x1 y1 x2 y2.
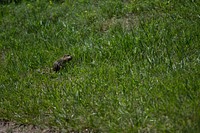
53 54 72 72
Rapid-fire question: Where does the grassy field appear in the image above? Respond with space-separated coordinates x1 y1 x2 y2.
0 0 200 132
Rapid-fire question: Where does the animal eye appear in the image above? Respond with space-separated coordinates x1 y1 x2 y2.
64 54 70 57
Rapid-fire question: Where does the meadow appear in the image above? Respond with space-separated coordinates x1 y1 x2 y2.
0 0 200 132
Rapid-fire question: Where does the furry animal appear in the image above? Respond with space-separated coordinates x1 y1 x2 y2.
53 54 72 72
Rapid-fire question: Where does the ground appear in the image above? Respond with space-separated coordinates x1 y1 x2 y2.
0 119 94 133
0 120 56 133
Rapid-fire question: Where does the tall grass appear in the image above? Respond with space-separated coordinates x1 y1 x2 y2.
0 0 200 132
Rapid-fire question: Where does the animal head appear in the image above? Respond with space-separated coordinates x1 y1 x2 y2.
63 54 72 61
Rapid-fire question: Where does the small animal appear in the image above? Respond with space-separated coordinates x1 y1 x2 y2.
53 54 72 72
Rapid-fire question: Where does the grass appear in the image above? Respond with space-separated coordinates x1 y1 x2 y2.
0 0 200 132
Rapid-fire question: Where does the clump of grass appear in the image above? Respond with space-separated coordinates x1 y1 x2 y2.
0 0 200 132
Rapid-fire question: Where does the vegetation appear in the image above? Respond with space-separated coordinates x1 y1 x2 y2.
0 0 200 132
